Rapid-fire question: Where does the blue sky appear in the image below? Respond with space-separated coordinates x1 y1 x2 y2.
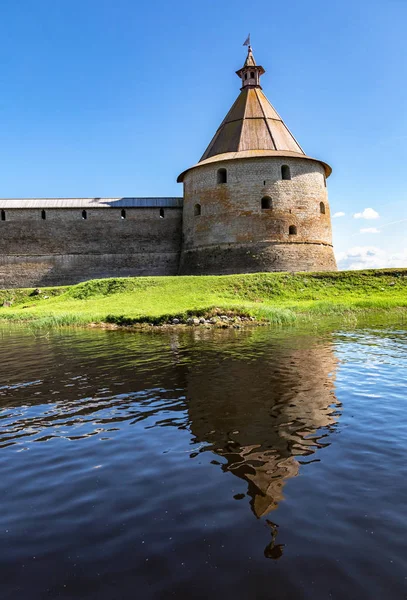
0 0 406 269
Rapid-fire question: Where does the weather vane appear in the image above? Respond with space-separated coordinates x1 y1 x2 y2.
243 33 251 49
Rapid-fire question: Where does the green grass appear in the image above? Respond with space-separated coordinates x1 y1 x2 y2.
0 269 406 328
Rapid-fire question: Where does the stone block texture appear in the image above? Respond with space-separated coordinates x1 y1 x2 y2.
0 159 336 287
0 207 182 287
179 156 337 274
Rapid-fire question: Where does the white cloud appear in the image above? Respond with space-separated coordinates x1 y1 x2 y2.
353 208 380 220
336 246 407 270
333 211 345 218
360 227 380 234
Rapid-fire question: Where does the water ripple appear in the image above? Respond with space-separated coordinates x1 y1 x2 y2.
0 325 406 599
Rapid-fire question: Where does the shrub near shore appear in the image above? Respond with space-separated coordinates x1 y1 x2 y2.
0 269 406 328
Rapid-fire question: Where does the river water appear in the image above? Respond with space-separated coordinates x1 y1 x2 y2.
0 324 406 599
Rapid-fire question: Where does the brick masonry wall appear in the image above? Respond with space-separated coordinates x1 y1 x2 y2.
0 207 182 287
0 155 338 287
179 156 337 274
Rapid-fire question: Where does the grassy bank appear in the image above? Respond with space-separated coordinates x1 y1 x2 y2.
0 269 406 328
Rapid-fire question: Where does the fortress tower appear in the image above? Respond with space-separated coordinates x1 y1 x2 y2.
178 45 337 274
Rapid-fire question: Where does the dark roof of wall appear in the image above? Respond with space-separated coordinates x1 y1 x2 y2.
0 197 183 209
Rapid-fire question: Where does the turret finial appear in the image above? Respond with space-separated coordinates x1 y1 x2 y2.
236 36 265 90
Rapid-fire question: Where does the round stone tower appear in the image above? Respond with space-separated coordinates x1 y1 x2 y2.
177 45 337 274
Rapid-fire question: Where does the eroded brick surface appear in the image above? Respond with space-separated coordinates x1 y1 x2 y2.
0 158 336 287
0 208 183 287
180 156 336 274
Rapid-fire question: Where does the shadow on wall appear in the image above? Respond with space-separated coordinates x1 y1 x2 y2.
0 252 183 289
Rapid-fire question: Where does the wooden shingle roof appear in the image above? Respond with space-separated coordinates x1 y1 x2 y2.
177 47 331 182
200 87 304 161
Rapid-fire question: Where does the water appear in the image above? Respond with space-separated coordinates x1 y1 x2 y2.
0 325 406 599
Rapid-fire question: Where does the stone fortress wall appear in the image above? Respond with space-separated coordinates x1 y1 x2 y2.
0 47 337 289
179 156 336 275
0 202 183 288
0 153 336 288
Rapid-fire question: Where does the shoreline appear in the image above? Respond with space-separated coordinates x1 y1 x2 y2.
0 269 406 330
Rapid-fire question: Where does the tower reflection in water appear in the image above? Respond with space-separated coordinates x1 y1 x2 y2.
182 329 341 556
0 327 341 562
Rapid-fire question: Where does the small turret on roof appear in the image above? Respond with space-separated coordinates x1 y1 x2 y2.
235 45 265 89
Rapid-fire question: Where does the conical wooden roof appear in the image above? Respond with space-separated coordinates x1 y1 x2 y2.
200 86 304 161
177 48 331 182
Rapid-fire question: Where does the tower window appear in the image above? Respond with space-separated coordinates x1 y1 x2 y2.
289 225 297 235
1 210 5 221
320 202 326 214
250 71 254 78
323 175 326 187
217 168 227 184
194 203 201 216
281 165 291 180
159 208 165 218
121 209 126 219
261 196 272 210
245 73 248 80
82 210 87 220
41 209 46 220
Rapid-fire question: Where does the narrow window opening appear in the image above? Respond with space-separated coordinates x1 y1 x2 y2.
41 209 46 220
244 73 248 80
121 208 126 219
1 210 5 221
250 71 254 78
217 168 227 184
82 210 87 220
194 203 201 216
289 225 297 235
320 202 326 214
281 165 291 180
261 196 272 210
159 208 165 218
323 175 326 188
263 180 266 186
